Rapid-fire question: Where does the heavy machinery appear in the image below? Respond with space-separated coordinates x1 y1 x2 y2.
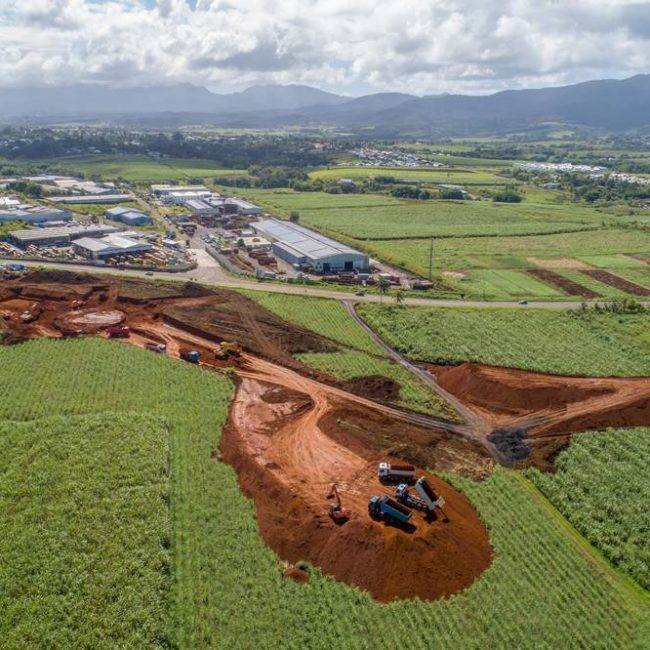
19 302 42 324
325 483 348 523
378 462 416 484
395 483 429 512
415 477 446 512
215 341 242 360
180 349 200 363
368 495 412 526
145 342 167 354
106 325 130 338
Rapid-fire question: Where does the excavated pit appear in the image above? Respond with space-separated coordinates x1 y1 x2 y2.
220 373 493 603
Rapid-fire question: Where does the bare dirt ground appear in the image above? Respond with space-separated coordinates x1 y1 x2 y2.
221 363 492 602
2 270 649 602
431 363 650 470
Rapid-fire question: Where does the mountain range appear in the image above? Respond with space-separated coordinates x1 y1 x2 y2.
1 75 649 137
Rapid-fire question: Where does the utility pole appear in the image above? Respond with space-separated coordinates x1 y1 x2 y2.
428 237 434 281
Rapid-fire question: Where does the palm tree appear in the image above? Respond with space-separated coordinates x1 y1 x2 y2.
378 276 390 303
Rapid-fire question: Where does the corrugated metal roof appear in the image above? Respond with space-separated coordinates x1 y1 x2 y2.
253 218 365 261
10 224 120 242
73 237 110 252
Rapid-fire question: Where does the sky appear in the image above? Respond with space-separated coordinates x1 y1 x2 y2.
0 0 649 96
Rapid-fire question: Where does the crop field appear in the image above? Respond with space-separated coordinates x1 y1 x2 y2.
1 341 647 646
238 187 401 211
615 268 650 290
237 290 383 353
578 254 649 269
449 269 566 300
556 269 632 299
527 427 650 590
0 338 234 647
310 166 510 185
295 201 602 241
46 155 247 182
0 412 170 647
357 305 650 376
296 350 458 419
363 228 650 276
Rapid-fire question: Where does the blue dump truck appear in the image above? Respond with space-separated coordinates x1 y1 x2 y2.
368 495 412 526
180 349 200 364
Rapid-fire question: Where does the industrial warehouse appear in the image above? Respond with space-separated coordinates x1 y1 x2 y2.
252 218 369 273
73 233 153 260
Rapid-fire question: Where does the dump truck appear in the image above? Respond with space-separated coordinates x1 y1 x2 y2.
145 342 167 353
378 462 416 484
415 477 446 512
395 483 429 512
106 325 130 338
368 495 412 526
180 349 200 364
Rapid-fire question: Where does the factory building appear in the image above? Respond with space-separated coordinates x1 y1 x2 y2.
105 207 152 226
252 218 369 273
73 234 153 261
224 198 262 215
48 194 132 204
51 179 115 195
0 206 73 224
9 224 121 248
150 185 212 204
183 199 220 216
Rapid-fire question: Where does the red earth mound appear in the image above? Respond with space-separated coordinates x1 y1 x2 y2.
431 363 650 469
221 360 493 603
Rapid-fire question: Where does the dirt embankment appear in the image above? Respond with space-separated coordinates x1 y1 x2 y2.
431 363 650 469
221 367 493 603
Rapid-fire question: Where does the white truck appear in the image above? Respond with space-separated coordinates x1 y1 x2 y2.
378 462 416 483
415 477 446 512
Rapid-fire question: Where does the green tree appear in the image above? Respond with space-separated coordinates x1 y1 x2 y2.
378 276 391 302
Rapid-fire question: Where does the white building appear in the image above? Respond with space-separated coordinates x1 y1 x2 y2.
73 234 152 260
252 218 369 274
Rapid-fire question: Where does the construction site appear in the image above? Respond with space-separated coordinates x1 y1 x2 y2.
1 270 648 603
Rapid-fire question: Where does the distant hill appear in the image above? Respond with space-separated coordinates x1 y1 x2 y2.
1 75 649 136
0 83 347 118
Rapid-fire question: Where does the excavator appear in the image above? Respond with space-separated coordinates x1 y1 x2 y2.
215 341 242 360
325 483 348 523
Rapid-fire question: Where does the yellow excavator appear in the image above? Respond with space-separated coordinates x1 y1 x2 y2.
215 341 242 360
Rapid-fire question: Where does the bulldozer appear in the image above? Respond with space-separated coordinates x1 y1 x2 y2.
325 483 348 523
215 341 242 360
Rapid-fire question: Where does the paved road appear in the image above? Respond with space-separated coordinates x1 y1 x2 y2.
7 257 631 310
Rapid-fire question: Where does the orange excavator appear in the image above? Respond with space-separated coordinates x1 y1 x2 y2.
325 483 348 523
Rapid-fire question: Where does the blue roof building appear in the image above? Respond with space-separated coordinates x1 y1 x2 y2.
105 207 152 226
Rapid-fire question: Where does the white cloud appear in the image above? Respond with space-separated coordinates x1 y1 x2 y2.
0 0 647 94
